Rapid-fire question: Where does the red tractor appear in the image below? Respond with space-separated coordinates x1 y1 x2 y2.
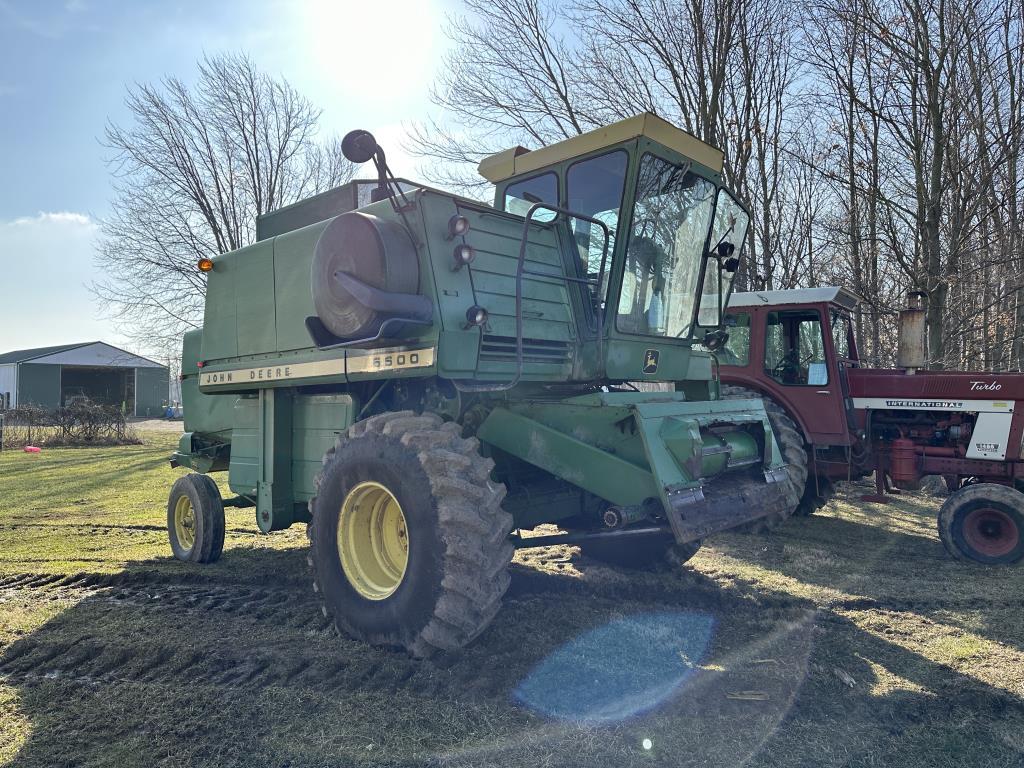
716 287 1024 565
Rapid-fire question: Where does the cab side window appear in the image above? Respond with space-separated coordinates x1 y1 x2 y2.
831 311 857 363
720 312 751 366
504 173 557 222
764 310 828 385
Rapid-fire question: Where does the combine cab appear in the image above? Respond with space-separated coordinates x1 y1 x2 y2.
719 288 1024 565
169 113 802 655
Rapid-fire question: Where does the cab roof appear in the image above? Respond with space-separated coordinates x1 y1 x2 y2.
728 287 860 311
477 112 724 183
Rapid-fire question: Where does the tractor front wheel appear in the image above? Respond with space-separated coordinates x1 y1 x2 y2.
720 386 808 531
938 483 1024 565
167 473 225 564
793 476 834 517
308 411 514 657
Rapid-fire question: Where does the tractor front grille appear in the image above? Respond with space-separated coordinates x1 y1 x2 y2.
480 335 571 365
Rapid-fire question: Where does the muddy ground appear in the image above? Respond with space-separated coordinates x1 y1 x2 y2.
1 434 1022 767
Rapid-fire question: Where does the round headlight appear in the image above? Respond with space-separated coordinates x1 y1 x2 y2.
465 305 488 326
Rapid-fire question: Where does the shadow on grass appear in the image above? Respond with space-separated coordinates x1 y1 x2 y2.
2 540 1023 768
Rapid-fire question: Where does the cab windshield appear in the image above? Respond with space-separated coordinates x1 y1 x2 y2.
617 153 717 338
696 188 749 329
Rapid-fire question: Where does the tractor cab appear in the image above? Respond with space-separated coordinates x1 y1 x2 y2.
718 287 860 447
479 113 749 383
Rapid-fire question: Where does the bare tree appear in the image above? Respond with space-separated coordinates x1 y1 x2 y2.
93 53 353 355
413 0 805 292
415 0 1024 371
802 0 1024 368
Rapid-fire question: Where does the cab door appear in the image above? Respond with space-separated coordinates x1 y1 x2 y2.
761 308 848 441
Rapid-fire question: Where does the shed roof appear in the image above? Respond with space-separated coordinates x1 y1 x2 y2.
0 341 164 368
0 342 91 365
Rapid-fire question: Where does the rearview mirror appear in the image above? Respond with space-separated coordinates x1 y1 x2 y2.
341 129 379 164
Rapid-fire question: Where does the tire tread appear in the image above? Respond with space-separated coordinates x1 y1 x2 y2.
307 411 513 657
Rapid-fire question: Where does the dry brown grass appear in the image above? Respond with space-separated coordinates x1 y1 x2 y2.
1 435 1022 767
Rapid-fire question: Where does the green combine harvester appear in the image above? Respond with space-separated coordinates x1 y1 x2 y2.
169 113 800 656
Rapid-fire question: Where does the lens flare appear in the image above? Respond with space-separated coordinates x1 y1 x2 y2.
513 611 715 723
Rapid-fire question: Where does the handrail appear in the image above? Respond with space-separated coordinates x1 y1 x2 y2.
454 201 612 393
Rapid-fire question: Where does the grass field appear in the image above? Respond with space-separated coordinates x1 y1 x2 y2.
1 434 1023 767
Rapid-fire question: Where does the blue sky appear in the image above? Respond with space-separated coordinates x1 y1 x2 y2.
0 0 455 354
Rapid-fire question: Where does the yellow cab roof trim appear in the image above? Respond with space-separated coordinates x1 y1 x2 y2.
477 112 725 183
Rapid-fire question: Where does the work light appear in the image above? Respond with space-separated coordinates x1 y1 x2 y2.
465 305 488 326
453 244 476 269
448 215 471 237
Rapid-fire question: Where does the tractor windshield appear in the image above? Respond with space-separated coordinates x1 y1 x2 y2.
617 153 716 338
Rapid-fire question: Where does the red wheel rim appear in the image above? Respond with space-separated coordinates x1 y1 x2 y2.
962 507 1020 558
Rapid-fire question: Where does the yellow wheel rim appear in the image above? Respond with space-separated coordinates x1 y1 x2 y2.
337 481 409 600
174 495 197 552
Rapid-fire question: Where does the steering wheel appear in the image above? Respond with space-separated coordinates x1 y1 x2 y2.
771 350 809 380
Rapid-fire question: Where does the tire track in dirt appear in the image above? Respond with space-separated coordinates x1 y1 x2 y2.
6 559 1002 702
0 572 451 697
0 564 713 700
0 633 463 700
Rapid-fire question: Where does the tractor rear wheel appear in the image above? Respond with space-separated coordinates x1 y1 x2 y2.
720 386 808 531
307 411 514 657
167 473 225 564
938 483 1024 565
578 531 702 570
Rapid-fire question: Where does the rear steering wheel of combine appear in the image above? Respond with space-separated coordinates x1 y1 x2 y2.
578 530 702 570
307 411 514 657
719 385 808 531
938 483 1024 565
167 474 226 564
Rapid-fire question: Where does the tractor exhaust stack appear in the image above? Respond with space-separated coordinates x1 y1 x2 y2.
897 291 927 374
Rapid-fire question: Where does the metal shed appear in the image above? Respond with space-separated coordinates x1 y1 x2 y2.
0 342 169 417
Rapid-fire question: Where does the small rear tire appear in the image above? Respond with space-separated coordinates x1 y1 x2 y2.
167 474 225 564
579 532 702 570
938 483 1024 565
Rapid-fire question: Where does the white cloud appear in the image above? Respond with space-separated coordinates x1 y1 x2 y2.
0 211 124 352
9 211 96 228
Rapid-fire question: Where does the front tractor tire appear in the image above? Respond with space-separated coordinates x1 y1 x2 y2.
167 473 225 564
308 411 514 657
938 483 1024 565
720 386 809 531
794 476 835 517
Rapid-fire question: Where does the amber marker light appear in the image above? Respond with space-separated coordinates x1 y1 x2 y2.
197 258 214 272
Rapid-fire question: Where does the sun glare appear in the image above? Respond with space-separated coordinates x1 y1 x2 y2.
300 0 439 109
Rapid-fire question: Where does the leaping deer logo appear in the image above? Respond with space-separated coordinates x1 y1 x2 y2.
643 349 660 374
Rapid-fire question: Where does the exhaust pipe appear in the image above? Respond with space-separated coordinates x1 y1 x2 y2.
897 291 927 374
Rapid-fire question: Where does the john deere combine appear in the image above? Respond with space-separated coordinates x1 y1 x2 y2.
169 113 800 656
